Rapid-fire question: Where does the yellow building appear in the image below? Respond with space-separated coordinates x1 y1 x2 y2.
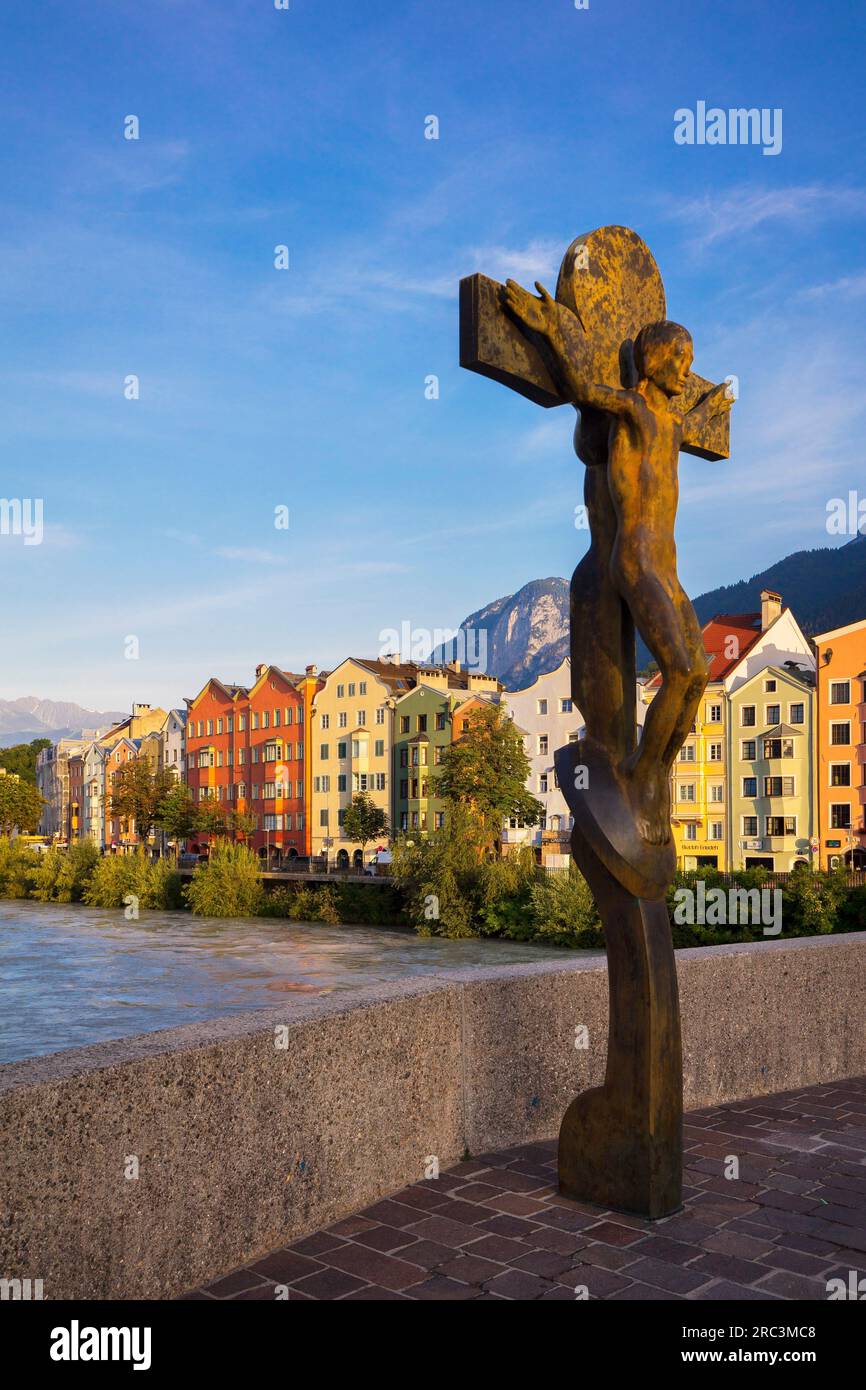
309 658 414 868
640 681 730 870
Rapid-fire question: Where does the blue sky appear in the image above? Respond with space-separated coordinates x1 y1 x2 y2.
1 0 864 709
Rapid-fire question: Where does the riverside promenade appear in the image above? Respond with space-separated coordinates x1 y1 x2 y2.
187 1077 866 1301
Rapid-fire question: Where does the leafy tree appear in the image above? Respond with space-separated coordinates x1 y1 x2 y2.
185 841 263 917
154 783 198 843
0 738 51 785
195 802 229 838
109 761 178 850
0 776 45 835
230 810 259 842
435 703 542 851
342 792 388 863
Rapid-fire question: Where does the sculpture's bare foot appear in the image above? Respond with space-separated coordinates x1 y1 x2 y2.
622 759 671 846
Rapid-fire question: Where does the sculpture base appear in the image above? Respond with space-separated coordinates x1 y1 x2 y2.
555 736 674 901
558 834 683 1219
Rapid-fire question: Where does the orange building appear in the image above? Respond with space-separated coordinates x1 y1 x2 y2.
813 619 866 869
104 737 142 850
185 664 323 865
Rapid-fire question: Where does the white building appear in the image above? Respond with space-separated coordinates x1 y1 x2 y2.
501 658 582 863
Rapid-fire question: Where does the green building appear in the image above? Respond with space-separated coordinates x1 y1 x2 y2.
727 664 816 871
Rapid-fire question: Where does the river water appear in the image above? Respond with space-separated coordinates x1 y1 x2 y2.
0 900 570 1064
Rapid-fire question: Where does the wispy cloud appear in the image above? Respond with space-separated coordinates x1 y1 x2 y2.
800 270 866 300
664 183 866 249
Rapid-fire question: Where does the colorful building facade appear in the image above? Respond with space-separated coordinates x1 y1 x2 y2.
728 664 815 870
500 658 581 864
813 619 866 869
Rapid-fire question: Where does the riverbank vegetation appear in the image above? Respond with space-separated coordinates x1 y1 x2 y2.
1 832 864 946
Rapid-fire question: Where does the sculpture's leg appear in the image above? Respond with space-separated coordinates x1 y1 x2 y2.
559 833 683 1218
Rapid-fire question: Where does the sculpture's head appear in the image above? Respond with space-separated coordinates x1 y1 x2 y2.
634 320 693 397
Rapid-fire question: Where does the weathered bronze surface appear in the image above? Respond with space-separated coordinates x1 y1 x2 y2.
459 225 734 1217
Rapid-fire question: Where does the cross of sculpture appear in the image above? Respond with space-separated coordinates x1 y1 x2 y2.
460 227 734 1217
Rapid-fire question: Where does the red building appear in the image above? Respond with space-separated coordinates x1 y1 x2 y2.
184 665 311 865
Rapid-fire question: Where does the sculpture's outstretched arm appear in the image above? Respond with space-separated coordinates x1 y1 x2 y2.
503 279 637 419
683 380 734 439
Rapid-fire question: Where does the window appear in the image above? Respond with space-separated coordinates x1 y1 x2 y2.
262 711 270 729
538 699 548 715
400 716 410 734
338 712 347 728
374 739 384 757
348 682 356 697
764 737 794 759
561 698 573 713
436 712 446 731
400 779 408 800
539 774 548 794
337 742 347 759
217 718 223 735
274 709 281 727
336 684 345 699
707 703 722 723
709 784 724 802
418 715 427 733
709 743 722 761
679 784 696 802
197 721 203 737
351 739 361 758
684 824 697 842
434 746 443 765
766 704 780 726
400 811 408 831
538 735 549 755
319 810 329 827
710 822 723 841
321 713 329 730
830 681 851 705
375 773 386 791
741 740 756 761
320 743 329 760
227 717 233 734
679 745 695 761
376 708 385 725
743 815 758 836
252 713 259 730
831 764 851 787
238 715 246 732
765 679 777 693
435 811 445 830
741 706 756 727
789 703 804 725
251 747 260 764
764 776 795 796
357 710 366 726
830 722 851 746
338 774 347 792
359 681 367 695
766 816 796 837
264 742 279 762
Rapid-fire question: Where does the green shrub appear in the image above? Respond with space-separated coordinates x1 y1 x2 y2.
184 841 263 917
83 851 183 910
0 836 40 898
529 868 604 948
30 841 99 902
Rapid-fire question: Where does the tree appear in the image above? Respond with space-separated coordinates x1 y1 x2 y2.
154 783 198 844
230 810 259 842
109 761 178 850
342 792 388 863
0 738 51 786
195 802 229 838
435 703 542 852
0 776 45 835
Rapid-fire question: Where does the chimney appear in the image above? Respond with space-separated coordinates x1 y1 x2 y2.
132 703 151 716
761 590 782 631
255 663 266 679
447 659 462 674
305 663 318 678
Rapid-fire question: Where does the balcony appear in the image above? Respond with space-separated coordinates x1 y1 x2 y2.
856 745 866 765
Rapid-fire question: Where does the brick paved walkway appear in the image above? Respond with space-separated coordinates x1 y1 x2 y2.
186 1077 866 1301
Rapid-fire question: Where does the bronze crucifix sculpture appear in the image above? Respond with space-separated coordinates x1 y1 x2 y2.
460 226 734 1216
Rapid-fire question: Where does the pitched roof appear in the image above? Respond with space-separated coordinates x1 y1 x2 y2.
647 611 764 688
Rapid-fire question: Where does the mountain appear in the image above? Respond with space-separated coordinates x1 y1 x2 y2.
442 535 866 690
0 697 127 749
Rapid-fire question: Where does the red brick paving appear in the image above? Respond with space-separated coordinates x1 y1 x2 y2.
184 1077 866 1301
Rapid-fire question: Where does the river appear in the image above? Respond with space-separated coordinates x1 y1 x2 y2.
0 900 572 1064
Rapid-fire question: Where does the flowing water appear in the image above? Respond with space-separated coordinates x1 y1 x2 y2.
0 900 570 1064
